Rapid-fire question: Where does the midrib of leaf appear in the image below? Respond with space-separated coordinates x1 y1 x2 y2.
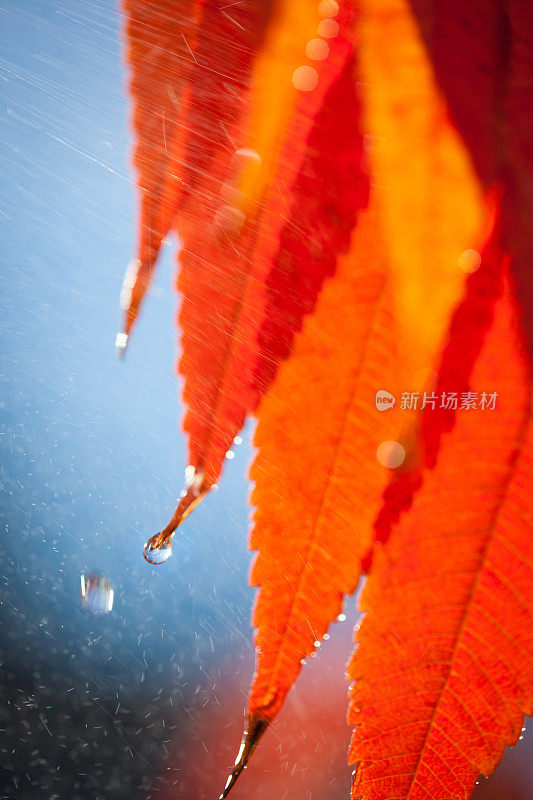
404 412 531 799
261 273 389 695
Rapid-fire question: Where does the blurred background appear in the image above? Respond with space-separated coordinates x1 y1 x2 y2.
0 2 531 798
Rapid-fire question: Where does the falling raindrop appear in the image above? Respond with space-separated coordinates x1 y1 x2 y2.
80 572 114 614
143 533 173 565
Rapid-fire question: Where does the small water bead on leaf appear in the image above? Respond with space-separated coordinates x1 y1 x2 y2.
317 17 339 38
458 247 482 273
318 0 339 16
292 65 319 92
306 38 329 62
376 440 406 468
143 533 173 565
80 572 114 614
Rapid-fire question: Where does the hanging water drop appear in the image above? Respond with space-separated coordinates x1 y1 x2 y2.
141 467 209 564
143 533 173 564
80 572 114 614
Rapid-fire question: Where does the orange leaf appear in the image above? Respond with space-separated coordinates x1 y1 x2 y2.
245 0 490 730
248 200 392 725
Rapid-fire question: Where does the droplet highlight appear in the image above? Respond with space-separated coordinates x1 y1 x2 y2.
377 440 406 469
305 38 329 61
80 572 114 614
318 0 339 16
292 65 319 92
115 331 128 356
143 533 173 565
141 467 209 565
458 248 481 273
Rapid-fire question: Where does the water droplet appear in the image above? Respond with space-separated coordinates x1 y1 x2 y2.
292 65 319 92
233 435 242 445
219 715 269 799
323 633 330 640
305 38 329 61
314 640 321 647
115 331 128 356
458 248 481 273
226 450 235 460
337 613 347 622
317 17 339 38
318 0 339 16
376 440 405 469
143 534 173 565
80 572 114 614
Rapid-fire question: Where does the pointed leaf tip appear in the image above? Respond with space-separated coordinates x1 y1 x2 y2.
218 714 270 800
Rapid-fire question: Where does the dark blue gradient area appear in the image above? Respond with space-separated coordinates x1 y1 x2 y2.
0 2 531 799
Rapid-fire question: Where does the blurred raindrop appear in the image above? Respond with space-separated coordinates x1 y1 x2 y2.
80 571 114 614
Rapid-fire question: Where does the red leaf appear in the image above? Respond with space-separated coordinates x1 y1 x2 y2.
347 252 533 799
141 1 361 556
